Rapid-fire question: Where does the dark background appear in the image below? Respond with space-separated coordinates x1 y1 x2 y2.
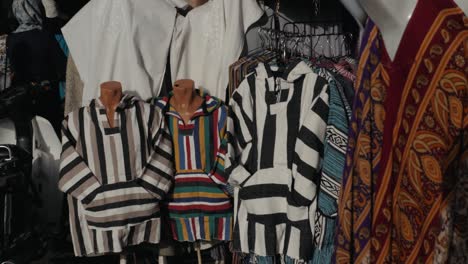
263 0 359 34
0 0 90 34
264 0 349 22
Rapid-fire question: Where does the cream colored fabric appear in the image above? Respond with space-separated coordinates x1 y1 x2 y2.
64 55 83 116
41 0 59 18
62 0 263 106
62 0 177 106
170 0 263 100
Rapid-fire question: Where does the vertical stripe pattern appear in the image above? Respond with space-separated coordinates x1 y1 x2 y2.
226 61 329 261
59 94 173 256
152 90 233 242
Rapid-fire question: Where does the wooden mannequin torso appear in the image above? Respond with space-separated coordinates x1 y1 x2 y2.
170 79 203 124
187 0 208 8
99 81 123 128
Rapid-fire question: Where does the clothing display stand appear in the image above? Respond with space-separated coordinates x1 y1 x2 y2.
99 81 123 127
187 0 208 8
170 79 203 123
171 79 209 264
195 242 202 264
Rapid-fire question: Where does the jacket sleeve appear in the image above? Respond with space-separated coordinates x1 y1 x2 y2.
226 81 255 187
317 79 349 217
137 108 174 200
58 116 101 204
290 81 329 207
209 106 228 184
207 105 234 195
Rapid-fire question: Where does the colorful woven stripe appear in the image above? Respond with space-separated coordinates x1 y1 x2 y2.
170 215 232 241
153 90 232 242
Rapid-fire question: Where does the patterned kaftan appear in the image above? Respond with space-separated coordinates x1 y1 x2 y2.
335 1 468 263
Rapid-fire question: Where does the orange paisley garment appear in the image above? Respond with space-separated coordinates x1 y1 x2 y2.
335 0 468 263
333 19 388 264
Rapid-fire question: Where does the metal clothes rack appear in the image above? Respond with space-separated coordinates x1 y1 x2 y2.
258 21 352 60
284 21 352 58
256 0 353 61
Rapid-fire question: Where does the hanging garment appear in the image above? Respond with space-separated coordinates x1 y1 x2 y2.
227 61 329 261
228 50 276 101
333 19 387 264
170 0 263 101
310 73 351 264
234 66 355 264
63 0 263 106
62 0 178 106
30 116 62 226
334 1 468 263
11 0 43 33
59 94 174 256
271 70 353 264
152 90 232 242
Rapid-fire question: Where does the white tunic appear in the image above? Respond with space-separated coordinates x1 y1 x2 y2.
170 0 263 100
62 0 263 106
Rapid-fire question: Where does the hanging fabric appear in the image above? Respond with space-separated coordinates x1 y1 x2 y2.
227 60 329 262
170 0 263 101
334 1 468 262
151 90 233 242
63 0 264 106
62 0 178 106
59 95 174 256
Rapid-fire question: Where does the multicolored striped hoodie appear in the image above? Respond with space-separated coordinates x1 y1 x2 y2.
152 90 233 242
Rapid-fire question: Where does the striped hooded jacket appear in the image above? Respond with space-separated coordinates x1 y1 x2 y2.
152 90 233 242
59 94 174 256
227 61 329 262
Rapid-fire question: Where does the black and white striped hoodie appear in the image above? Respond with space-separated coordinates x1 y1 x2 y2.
226 60 329 261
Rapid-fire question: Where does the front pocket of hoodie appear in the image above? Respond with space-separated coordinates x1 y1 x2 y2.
239 167 292 216
237 168 292 256
168 172 232 216
83 181 160 230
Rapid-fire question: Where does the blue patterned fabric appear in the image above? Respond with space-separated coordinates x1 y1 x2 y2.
310 73 350 264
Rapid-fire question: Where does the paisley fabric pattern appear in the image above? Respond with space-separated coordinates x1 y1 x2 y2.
373 6 467 264
334 20 388 264
335 1 468 263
